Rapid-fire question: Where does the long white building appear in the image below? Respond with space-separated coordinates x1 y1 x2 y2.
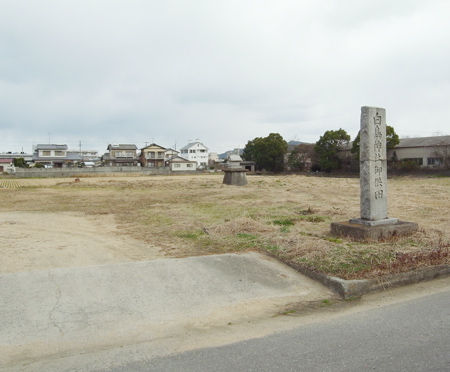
180 141 209 168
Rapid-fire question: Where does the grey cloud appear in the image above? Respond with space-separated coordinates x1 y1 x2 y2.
1 0 449 153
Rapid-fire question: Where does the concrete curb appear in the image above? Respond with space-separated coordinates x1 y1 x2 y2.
281 260 450 299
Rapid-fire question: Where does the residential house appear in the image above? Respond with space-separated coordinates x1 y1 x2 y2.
68 150 100 163
103 144 138 166
387 135 450 168
167 155 197 171
32 144 80 168
208 152 219 167
164 148 179 163
180 141 209 168
0 152 33 166
0 158 15 173
140 143 167 168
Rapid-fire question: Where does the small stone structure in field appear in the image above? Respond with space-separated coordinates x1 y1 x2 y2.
223 154 248 186
331 106 418 240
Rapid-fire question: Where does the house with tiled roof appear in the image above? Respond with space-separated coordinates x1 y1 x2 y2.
32 144 80 168
139 143 167 168
103 144 138 166
166 155 197 171
0 158 15 173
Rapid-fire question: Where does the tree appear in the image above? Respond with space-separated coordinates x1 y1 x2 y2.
287 144 315 171
242 133 288 172
351 125 399 160
13 157 28 168
314 129 350 172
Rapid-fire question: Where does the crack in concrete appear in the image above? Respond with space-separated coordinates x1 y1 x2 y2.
47 271 64 335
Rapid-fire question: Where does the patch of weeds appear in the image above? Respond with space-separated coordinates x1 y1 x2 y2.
236 233 258 240
299 231 316 237
296 206 315 215
295 245 396 279
273 218 295 226
265 245 280 253
176 231 204 239
280 225 290 233
399 238 419 247
324 237 343 244
321 299 330 304
234 233 260 250
344 296 360 302
298 215 327 223
280 310 296 315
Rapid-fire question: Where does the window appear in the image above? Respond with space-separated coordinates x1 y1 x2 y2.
174 163 180 168
187 163 192 168
42 151 51 156
189 149 195 153
427 157 443 166
54 151 65 156
199 149 206 153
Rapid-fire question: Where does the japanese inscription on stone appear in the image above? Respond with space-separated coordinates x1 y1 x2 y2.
359 106 388 221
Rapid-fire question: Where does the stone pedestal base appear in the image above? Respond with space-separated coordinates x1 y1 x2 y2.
349 217 399 226
223 169 248 186
331 220 418 241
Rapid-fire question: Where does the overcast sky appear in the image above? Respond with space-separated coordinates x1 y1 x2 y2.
1 0 449 154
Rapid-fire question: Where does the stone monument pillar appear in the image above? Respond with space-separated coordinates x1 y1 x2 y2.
351 106 398 225
331 106 417 240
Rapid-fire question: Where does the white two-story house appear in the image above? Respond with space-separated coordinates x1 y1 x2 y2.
180 141 209 168
32 144 79 168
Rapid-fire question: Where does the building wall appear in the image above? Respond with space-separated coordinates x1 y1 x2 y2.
180 143 208 167
141 146 166 167
14 167 170 178
388 145 449 167
38 149 67 157
170 162 197 171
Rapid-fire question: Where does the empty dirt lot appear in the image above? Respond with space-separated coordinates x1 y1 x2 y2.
1 174 448 278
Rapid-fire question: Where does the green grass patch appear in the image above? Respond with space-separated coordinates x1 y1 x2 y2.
265 244 280 253
324 237 343 244
273 218 295 226
176 231 204 239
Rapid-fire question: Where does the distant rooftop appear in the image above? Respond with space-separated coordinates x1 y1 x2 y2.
107 144 137 150
140 143 167 150
396 135 450 148
180 141 208 151
35 144 68 150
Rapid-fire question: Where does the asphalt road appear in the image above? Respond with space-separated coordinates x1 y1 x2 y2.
104 287 450 372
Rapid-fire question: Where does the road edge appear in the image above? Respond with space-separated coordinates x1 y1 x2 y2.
279 260 450 299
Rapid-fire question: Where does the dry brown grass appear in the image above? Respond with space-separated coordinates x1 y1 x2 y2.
1 174 449 278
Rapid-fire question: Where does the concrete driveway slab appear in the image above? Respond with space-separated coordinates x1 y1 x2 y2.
0 252 333 367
